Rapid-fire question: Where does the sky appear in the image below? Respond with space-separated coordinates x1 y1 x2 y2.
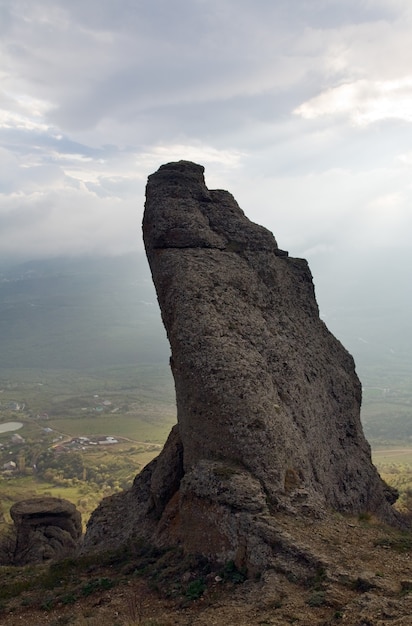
1 0 411 326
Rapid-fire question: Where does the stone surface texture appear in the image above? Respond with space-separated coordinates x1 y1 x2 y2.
10 496 82 564
84 161 399 573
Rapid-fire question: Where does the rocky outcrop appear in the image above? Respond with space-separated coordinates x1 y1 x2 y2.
10 497 82 564
84 161 399 573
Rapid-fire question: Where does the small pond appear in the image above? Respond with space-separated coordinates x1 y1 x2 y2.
0 422 23 433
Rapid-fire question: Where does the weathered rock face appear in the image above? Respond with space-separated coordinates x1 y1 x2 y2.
84 161 399 573
10 497 82 564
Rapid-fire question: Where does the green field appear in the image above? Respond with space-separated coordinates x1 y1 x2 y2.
0 364 177 525
46 414 175 444
372 447 412 514
373 448 412 465
0 441 164 527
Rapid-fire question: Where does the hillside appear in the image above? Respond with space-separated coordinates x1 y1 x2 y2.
0 511 411 625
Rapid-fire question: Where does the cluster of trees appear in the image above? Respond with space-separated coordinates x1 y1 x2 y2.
35 449 139 492
378 463 412 513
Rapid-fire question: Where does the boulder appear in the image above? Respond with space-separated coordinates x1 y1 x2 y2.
84 161 400 574
10 496 82 564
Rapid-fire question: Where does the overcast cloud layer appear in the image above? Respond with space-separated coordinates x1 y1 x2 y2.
1 0 412 326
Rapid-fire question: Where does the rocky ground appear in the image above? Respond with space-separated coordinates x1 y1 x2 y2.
0 511 411 626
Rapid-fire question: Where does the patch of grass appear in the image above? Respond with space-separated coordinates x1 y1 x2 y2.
303 565 329 608
0 548 121 613
81 577 115 596
46 414 175 443
61 592 76 605
310 566 327 590
185 578 206 600
0 537 243 616
118 539 167 576
307 590 326 607
109 539 227 604
146 549 211 599
40 595 55 611
374 533 412 553
0 571 35 601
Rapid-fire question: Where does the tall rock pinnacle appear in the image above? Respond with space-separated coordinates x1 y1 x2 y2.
84 161 399 572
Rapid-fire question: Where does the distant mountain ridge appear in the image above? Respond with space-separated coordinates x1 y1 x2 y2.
0 252 409 373
0 253 169 369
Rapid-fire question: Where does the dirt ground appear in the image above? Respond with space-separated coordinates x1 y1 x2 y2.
1 512 411 626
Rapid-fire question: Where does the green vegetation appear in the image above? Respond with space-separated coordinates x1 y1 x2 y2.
372 452 412 514
0 365 176 525
185 578 206 600
0 364 175 420
306 590 326 607
0 535 245 619
46 415 172 443
374 532 412 553
1 360 412 529
0 551 120 614
359 355 412 447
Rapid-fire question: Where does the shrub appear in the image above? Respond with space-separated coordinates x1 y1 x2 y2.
81 577 115 596
185 578 206 600
307 590 326 607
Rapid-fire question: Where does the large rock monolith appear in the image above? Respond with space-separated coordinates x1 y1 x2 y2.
84 161 399 574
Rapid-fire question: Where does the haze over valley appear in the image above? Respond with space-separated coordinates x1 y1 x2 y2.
1 252 410 442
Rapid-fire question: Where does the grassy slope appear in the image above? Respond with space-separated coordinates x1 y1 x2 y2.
0 510 411 625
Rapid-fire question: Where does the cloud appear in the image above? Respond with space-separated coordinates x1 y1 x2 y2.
295 77 412 125
234 164 412 255
134 144 245 176
0 0 411 281
0 184 140 262
0 95 52 133
4 1 380 138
